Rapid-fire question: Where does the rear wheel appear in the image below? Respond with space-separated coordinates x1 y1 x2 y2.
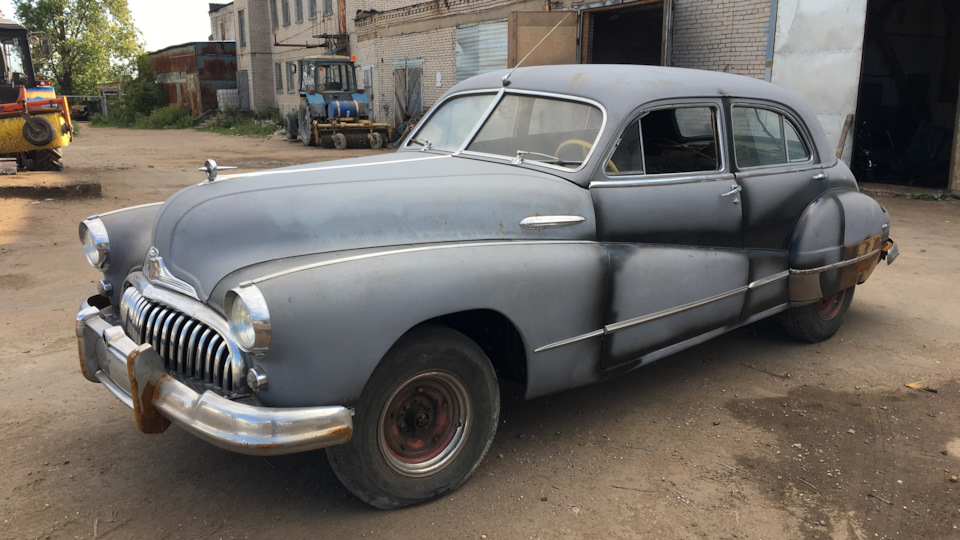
780 286 855 343
25 148 64 172
326 325 500 509
284 110 299 141
298 105 316 146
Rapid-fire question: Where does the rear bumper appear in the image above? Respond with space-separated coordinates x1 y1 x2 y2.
76 298 353 455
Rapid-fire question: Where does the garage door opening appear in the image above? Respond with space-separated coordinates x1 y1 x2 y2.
853 0 959 188
580 0 671 65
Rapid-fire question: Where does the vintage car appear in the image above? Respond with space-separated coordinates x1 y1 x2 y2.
76 65 898 508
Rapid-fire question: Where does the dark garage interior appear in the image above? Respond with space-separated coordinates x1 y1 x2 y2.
582 1 664 65
854 0 960 187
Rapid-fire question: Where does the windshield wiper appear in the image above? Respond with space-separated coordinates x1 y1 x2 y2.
409 137 432 151
512 150 566 166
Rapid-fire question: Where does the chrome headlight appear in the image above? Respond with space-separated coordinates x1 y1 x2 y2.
79 218 110 269
225 284 271 351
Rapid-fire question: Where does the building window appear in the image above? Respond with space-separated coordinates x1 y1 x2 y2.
455 20 508 83
270 0 278 28
275 63 283 93
238 10 246 47
295 0 303 22
323 0 332 17
287 62 297 93
308 0 317 18
282 0 291 25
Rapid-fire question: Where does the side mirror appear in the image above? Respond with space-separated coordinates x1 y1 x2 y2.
31 35 53 59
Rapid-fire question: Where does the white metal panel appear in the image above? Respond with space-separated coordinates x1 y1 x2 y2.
456 20 508 83
771 0 867 164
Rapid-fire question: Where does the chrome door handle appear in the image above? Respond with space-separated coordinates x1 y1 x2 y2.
812 172 829 180
720 184 742 198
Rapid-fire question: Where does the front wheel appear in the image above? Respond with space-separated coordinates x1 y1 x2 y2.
780 286 855 343
326 325 500 509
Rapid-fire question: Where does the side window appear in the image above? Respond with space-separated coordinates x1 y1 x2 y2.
606 105 720 175
732 106 810 168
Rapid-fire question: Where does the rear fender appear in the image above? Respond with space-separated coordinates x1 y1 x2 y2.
788 190 890 302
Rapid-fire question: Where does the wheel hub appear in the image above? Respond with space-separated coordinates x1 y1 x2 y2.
378 370 470 477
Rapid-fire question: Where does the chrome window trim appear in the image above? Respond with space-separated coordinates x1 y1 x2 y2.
730 102 816 170
733 163 821 179
590 172 736 189
535 270 789 353
402 89 502 152
249 240 597 285
601 101 727 181
405 88 608 174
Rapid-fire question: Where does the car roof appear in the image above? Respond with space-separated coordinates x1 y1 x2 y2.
446 64 834 166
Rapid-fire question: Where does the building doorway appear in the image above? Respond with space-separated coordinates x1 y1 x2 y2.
579 0 671 66
853 0 959 187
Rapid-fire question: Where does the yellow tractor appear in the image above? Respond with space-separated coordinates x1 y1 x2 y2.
0 16 71 171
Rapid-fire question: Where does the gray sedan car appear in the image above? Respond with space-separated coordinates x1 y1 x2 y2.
76 65 897 508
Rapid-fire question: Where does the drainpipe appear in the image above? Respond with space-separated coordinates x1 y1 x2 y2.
765 0 779 81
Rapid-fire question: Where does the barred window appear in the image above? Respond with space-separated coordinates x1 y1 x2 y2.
295 0 303 22
270 0 278 28
275 63 283 93
308 0 317 18
323 0 332 16
282 0 291 26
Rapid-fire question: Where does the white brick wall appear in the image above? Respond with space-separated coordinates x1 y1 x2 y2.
671 0 771 79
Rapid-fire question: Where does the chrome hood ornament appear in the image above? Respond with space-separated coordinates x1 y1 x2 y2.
198 159 237 183
144 247 200 299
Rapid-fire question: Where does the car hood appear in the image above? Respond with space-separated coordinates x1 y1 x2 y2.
151 153 594 301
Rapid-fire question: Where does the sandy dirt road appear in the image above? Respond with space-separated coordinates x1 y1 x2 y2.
1 126 959 539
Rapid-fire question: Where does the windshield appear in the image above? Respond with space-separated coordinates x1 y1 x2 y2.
407 92 604 170
301 62 356 93
0 34 29 75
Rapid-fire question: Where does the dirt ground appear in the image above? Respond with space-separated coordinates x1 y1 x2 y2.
1 126 958 539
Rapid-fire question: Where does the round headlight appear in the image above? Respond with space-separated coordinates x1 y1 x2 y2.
79 218 110 269
226 285 271 351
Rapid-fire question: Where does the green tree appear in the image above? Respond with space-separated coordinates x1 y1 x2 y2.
13 0 143 95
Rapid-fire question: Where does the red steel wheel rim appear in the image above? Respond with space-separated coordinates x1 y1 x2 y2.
814 289 847 321
378 370 471 477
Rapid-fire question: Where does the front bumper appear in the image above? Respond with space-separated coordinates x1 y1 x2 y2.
76 297 353 455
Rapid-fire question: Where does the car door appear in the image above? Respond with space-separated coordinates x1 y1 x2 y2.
590 99 749 370
727 101 833 318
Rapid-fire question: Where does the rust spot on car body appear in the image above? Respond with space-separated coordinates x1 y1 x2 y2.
329 425 353 442
127 347 171 434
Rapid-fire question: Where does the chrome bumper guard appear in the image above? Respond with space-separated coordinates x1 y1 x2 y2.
76 298 353 456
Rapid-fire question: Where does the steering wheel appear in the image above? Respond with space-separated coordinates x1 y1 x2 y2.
556 139 619 173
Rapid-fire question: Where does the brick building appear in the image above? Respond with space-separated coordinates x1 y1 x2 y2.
208 0 960 190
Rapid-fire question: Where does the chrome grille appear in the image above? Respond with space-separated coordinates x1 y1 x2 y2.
120 287 236 394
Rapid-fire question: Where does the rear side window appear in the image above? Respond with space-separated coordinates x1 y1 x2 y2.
606 105 720 175
732 106 810 168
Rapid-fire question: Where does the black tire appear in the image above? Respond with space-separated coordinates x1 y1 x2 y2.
332 132 347 150
369 132 383 150
284 110 299 141
780 286 855 343
326 325 500 509
26 148 64 172
23 117 56 146
298 105 316 147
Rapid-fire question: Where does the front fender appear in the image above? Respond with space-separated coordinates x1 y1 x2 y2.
85 203 163 307
788 190 890 302
244 241 606 407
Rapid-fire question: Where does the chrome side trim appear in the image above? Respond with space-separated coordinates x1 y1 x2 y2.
249 240 597 285
93 201 163 219
590 173 736 189
748 270 789 289
143 246 201 300
604 285 749 334
519 215 587 230
536 270 790 353
789 249 881 275
218 155 450 180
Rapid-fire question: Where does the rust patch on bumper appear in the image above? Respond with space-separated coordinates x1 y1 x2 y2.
127 346 171 434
